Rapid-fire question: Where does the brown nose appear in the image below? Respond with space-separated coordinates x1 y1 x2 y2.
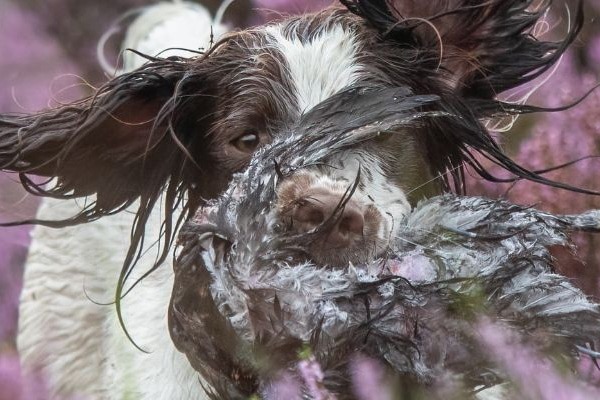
292 190 365 247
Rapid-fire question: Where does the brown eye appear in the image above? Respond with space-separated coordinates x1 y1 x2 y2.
231 132 261 153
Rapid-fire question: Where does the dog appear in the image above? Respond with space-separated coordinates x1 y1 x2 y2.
0 0 594 398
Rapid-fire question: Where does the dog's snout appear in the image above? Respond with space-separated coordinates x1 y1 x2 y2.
293 191 365 246
275 172 391 266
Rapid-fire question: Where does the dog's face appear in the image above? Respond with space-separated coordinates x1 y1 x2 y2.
197 10 446 268
196 8 444 206
198 84 442 268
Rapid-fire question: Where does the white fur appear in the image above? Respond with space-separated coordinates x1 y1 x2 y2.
266 24 364 113
122 1 228 71
329 151 412 240
18 197 202 399
263 26 404 243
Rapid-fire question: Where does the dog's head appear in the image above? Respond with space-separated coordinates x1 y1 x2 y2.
0 0 581 273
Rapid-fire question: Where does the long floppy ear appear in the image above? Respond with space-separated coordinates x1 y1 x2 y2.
0 57 214 220
341 0 600 197
342 0 583 98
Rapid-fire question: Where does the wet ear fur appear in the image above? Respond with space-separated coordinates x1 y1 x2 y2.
342 0 583 98
340 0 600 197
0 58 212 217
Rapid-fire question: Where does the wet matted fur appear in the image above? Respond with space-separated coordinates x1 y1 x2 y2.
0 0 599 399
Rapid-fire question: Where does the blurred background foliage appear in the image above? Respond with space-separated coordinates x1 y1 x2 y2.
467 0 600 295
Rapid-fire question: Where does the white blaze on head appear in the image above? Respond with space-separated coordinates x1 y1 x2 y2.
266 24 364 113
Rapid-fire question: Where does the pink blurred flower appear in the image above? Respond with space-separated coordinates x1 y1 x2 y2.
350 355 392 400
578 356 600 387
0 354 49 400
387 250 436 282
0 1 70 346
476 319 600 400
263 372 302 400
468 47 600 293
298 357 336 400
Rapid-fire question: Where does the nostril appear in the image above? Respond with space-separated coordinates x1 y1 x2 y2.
293 202 326 228
338 209 364 236
286 190 367 244
326 207 364 248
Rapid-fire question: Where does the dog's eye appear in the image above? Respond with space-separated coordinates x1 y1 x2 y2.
232 131 261 153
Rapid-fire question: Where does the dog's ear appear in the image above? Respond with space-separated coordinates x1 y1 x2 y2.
342 0 582 98
0 58 217 215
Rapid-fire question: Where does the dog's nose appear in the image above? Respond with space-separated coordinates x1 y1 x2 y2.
293 191 364 247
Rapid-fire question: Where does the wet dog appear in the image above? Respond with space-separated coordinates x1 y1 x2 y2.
0 0 594 398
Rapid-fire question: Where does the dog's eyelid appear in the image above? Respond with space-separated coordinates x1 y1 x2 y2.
239 132 259 142
230 130 262 153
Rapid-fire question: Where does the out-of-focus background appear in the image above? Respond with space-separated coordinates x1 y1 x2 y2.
0 0 598 398
465 1 600 295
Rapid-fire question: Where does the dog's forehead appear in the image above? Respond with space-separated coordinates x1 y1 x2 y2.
213 11 368 117
264 22 365 113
